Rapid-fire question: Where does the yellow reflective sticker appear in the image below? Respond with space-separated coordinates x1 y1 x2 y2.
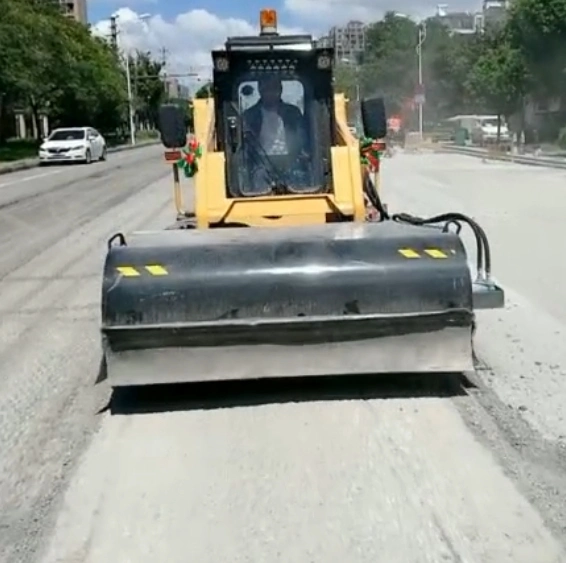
145 265 168 276
116 266 140 276
425 249 447 258
398 248 420 258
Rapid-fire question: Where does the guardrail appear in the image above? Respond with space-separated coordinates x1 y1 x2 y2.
433 143 566 170
0 139 161 177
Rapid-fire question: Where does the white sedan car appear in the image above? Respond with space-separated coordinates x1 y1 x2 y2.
39 127 107 165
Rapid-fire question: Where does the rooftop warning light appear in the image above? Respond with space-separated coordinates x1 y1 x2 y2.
259 9 278 35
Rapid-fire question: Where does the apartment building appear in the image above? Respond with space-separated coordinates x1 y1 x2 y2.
435 5 480 34
52 0 88 24
163 77 191 100
435 1 509 35
482 0 509 27
328 21 366 64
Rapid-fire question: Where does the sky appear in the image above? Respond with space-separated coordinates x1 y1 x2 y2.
89 0 483 86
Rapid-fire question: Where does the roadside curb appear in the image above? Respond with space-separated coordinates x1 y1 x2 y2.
435 144 566 170
0 140 161 177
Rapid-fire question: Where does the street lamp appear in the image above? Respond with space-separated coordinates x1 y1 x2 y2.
112 12 151 145
392 13 426 138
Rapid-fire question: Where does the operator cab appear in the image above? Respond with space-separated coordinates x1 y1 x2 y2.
211 9 335 197
157 9 387 204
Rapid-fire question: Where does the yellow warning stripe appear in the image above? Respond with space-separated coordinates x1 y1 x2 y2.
398 248 420 258
116 266 140 277
398 248 450 259
145 265 168 276
116 265 169 276
424 249 447 259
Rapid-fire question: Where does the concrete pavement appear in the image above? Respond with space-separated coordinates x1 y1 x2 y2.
1 150 566 562
0 145 173 561
382 153 566 441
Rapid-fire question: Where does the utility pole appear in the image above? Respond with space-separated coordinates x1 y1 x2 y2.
160 47 170 100
125 55 135 145
109 13 151 146
109 16 118 52
108 15 133 144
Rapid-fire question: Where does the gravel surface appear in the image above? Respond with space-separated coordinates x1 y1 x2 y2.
0 146 173 561
1 149 566 562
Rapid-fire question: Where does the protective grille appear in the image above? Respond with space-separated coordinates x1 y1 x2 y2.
246 58 298 72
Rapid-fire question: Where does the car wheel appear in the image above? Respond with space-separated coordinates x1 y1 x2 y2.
100 146 107 161
84 150 91 164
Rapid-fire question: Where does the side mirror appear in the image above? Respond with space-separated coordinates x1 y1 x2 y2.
158 104 187 148
241 85 254 97
360 96 387 139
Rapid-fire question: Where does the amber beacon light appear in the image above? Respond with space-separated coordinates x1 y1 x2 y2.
259 9 277 34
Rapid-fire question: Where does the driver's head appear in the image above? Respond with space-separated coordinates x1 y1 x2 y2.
258 75 282 108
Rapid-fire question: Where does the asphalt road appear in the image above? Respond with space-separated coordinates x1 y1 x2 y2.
2 149 566 562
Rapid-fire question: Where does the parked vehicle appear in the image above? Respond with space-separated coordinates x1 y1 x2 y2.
470 116 511 148
39 127 107 165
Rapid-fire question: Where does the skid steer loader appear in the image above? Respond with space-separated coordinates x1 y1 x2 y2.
100 9 504 387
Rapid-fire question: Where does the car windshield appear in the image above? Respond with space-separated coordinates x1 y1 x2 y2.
233 71 324 196
48 129 85 141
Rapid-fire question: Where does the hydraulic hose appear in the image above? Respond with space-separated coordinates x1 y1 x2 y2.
392 212 491 278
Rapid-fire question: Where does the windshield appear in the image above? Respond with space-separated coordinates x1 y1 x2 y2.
231 70 323 196
48 129 85 141
481 119 499 128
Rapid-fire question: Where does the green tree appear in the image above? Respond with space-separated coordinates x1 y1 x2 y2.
506 0 566 97
334 63 358 101
420 19 486 119
50 23 126 133
195 82 212 98
467 31 528 133
131 51 165 129
362 12 418 112
0 0 130 142
505 0 566 141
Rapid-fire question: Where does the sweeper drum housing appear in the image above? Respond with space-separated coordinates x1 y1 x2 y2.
101 221 476 387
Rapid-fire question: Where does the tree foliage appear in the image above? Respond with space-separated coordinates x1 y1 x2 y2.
362 13 420 113
334 63 358 101
0 0 166 143
131 51 166 129
466 31 528 119
506 0 566 96
353 0 566 138
195 83 213 99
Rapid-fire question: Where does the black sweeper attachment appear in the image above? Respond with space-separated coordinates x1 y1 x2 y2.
100 220 503 387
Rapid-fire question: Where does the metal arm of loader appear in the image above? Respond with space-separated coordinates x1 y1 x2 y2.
172 163 187 219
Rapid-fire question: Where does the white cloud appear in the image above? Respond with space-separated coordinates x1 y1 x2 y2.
92 8 304 90
283 0 482 24
90 0 158 4
91 2 482 93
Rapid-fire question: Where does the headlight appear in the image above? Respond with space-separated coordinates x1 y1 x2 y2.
39 146 47 151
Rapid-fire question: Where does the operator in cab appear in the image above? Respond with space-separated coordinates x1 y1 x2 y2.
242 75 309 159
